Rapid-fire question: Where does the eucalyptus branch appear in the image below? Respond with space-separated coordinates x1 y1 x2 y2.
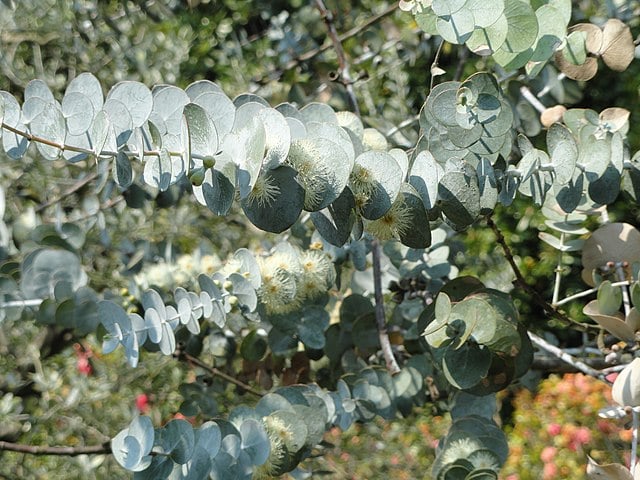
616 262 632 317
537 72 566 98
555 280 631 307
430 39 445 91
519 86 546 113
371 238 401 375
385 114 420 137
551 232 565 305
2 122 86 152
0 440 111 456
601 364 628 375
314 0 360 115
1 122 208 161
174 349 265 397
487 216 594 332
315 0 397 375
0 299 43 308
528 331 609 383
532 355 609 373
632 409 639 472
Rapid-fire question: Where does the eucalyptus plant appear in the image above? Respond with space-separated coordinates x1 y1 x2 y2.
1 0 640 479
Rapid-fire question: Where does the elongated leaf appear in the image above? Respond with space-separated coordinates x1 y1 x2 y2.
584 300 635 341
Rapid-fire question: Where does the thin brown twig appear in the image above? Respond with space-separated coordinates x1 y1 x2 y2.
36 172 98 212
257 3 398 84
430 39 445 91
486 216 596 332
72 195 124 223
314 2 397 372
1 122 209 161
2 122 78 152
371 238 401 375
314 0 360 115
0 440 111 456
174 350 265 397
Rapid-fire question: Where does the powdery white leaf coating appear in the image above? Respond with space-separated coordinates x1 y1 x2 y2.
106 81 153 128
612 358 640 407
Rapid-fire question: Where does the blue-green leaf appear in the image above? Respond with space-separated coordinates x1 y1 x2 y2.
62 91 95 136
161 419 195 465
66 72 104 112
241 166 304 233
106 81 152 128
114 151 133 187
111 416 154 472
239 419 270 466
30 103 65 160
597 280 623 316
1 91 29 159
184 103 218 163
186 80 235 137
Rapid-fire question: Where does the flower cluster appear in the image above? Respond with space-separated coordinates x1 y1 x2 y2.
252 415 289 479
503 373 628 480
132 252 222 291
364 195 412 241
304 413 450 478
257 245 335 316
246 173 280 208
398 0 433 14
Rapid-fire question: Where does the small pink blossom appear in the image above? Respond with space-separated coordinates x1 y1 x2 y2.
76 356 92 376
73 343 93 376
543 462 558 479
606 372 619 383
546 423 562 436
573 426 592 445
540 446 557 463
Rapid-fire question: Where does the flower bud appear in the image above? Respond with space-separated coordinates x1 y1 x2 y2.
203 156 216 169
189 167 205 186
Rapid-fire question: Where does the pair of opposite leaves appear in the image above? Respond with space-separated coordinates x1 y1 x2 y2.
555 19 635 81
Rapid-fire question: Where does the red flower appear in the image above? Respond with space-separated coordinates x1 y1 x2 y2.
172 412 197 425
74 343 92 376
77 357 92 376
135 393 150 413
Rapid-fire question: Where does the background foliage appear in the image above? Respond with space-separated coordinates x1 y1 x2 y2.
2 0 640 479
